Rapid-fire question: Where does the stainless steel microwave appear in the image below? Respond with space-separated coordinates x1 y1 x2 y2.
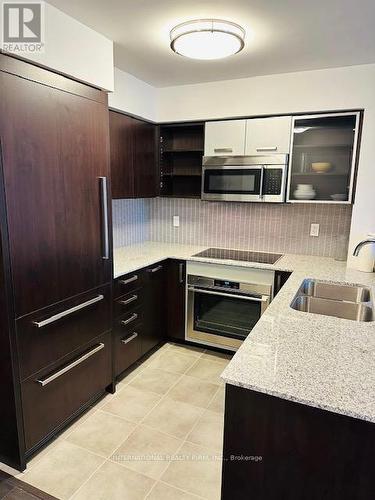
201 154 288 203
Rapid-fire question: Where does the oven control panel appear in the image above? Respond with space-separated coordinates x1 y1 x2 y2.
214 279 239 290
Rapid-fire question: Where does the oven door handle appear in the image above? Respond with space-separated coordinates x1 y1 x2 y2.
188 287 269 302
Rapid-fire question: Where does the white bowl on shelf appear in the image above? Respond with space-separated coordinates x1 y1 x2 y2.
330 194 347 201
294 184 316 200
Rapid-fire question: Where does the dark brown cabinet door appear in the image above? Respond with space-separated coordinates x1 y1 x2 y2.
166 260 186 341
141 262 166 355
109 111 134 198
109 110 158 199
134 120 158 197
0 71 112 317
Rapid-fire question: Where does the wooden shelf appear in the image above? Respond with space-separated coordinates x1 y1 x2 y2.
292 172 348 177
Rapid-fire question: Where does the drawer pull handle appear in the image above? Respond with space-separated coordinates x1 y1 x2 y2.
179 262 184 284
120 275 138 285
119 295 138 306
32 295 104 328
121 313 138 326
121 332 138 345
214 148 233 153
36 343 105 387
256 146 278 151
148 265 163 273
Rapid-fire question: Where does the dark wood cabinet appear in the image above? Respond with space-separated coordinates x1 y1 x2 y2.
113 262 166 376
222 384 375 500
166 259 186 341
160 123 204 198
109 110 158 199
0 54 113 470
142 263 166 355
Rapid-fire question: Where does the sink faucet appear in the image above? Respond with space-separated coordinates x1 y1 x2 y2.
353 238 375 256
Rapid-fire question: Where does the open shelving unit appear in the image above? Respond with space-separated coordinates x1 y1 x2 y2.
159 122 204 198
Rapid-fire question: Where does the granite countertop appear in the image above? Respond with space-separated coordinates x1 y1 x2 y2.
113 241 375 423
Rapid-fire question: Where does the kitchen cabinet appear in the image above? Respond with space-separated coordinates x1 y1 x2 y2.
287 112 361 203
160 123 204 198
113 262 166 376
166 260 186 341
222 384 375 500
142 263 166 355
204 120 246 156
0 54 113 469
109 110 158 199
245 116 292 155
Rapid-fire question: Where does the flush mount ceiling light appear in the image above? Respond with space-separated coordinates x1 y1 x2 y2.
170 19 245 60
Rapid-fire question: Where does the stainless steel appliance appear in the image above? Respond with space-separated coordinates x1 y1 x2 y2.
186 262 274 350
192 248 283 265
201 154 288 203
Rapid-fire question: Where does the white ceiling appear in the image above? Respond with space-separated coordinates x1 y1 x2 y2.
48 0 375 87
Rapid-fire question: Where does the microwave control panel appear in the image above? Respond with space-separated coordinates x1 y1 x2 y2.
263 169 283 195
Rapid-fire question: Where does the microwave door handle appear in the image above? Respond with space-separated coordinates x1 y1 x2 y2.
188 287 269 303
259 166 265 199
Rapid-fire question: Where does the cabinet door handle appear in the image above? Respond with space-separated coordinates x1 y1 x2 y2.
119 294 138 306
214 147 233 153
148 265 163 273
179 262 184 284
121 313 138 326
256 146 278 152
121 332 138 344
32 294 104 328
36 343 105 387
120 275 138 285
99 176 110 260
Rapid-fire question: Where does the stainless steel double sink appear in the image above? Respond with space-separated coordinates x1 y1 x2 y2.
290 279 374 322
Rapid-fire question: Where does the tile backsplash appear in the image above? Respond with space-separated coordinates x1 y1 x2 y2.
112 199 149 247
113 197 352 259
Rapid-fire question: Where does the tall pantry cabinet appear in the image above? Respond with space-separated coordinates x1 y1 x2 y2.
0 54 113 470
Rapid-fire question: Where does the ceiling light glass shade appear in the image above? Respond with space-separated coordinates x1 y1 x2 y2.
170 19 245 60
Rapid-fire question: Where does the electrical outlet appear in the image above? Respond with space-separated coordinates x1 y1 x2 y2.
173 215 180 227
310 223 320 237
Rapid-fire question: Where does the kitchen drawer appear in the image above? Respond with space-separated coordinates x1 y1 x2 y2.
16 285 111 381
113 288 144 319
116 306 144 331
114 321 142 376
21 331 112 452
114 270 145 298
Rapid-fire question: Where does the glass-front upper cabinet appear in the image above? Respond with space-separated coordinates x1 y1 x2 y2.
287 112 361 203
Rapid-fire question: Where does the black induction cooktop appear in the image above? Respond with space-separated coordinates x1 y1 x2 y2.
193 248 283 265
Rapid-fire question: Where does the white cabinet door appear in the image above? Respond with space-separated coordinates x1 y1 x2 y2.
245 116 292 155
204 120 246 156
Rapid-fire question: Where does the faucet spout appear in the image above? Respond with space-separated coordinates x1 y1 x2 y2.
353 238 375 257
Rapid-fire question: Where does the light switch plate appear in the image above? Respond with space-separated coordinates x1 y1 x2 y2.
173 215 180 227
310 223 320 237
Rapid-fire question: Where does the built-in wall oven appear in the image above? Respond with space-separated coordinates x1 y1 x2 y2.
201 154 288 203
186 262 275 350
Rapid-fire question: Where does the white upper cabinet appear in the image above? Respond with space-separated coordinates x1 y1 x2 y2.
204 120 246 156
245 116 292 155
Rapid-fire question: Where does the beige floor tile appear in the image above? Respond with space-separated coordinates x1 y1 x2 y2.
143 397 203 439
66 411 136 457
130 367 180 395
168 376 218 409
186 358 226 385
161 441 222 500
117 362 146 389
147 350 197 374
201 350 233 364
168 343 205 358
141 348 165 366
111 424 182 480
207 386 225 414
102 385 161 423
72 460 155 500
22 441 104 500
186 410 224 452
146 481 202 500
